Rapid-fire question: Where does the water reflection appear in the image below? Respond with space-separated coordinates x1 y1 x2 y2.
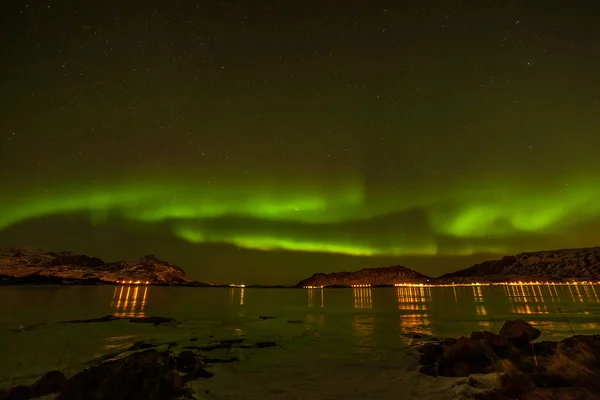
396 286 429 311
353 287 372 309
308 288 324 308
111 285 148 317
396 287 431 335
502 284 600 315
473 286 487 316
353 314 374 352
229 288 245 306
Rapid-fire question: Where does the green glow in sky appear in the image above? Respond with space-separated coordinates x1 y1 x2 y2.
2 176 599 257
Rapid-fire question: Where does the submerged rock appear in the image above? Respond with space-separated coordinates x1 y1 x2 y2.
177 350 213 381
0 370 67 400
128 316 177 326
255 341 277 348
128 341 156 351
56 350 185 400
61 315 178 326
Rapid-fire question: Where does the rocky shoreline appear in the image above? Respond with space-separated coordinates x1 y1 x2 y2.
0 314 282 400
417 319 600 399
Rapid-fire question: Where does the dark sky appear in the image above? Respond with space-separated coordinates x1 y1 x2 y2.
1 1 600 285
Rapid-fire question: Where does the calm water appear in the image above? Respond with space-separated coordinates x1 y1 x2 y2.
1 284 600 399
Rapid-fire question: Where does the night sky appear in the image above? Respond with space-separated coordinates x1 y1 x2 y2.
1 1 600 284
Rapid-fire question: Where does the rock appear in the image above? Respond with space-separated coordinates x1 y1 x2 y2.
56 350 186 400
444 337 458 345
128 341 156 351
557 334 600 358
255 341 277 348
412 333 424 339
532 340 558 357
452 362 471 377
470 331 505 348
443 337 497 377
498 320 540 348
176 350 198 373
419 343 443 365
128 316 177 326
176 351 213 381
65 315 121 324
203 357 240 364
0 385 29 400
494 343 524 363
0 370 67 400
546 335 600 388
217 338 245 345
190 337 197 342
419 364 437 377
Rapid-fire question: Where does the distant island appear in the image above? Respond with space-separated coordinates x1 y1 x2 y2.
3 245 600 287
296 246 600 288
295 265 429 288
0 249 193 285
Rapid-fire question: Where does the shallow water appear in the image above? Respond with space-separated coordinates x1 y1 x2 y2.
1 284 599 399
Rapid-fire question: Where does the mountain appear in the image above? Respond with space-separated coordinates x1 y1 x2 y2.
295 265 430 288
0 248 190 285
437 246 600 283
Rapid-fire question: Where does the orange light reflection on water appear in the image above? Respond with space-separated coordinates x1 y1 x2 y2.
111 285 148 317
353 287 372 309
308 288 324 308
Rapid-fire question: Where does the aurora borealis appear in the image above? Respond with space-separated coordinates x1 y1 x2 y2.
1 1 600 284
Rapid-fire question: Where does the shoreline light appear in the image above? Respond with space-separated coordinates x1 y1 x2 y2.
116 280 152 285
301 281 600 289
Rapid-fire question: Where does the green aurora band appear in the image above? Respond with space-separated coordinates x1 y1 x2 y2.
2 176 600 257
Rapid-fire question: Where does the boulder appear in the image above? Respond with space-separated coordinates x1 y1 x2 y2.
419 343 443 365
470 331 505 348
56 350 185 400
498 320 540 349
532 341 558 357
556 334 600 359
176 350 213 381
419 364 437 377
545 335 600 388
438 337 497 377
176 350 198 372
0 370 67 400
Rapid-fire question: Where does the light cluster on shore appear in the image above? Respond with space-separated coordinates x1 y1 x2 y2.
301 281 600 289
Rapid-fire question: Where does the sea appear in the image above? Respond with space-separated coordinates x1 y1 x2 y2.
1 284 599 399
